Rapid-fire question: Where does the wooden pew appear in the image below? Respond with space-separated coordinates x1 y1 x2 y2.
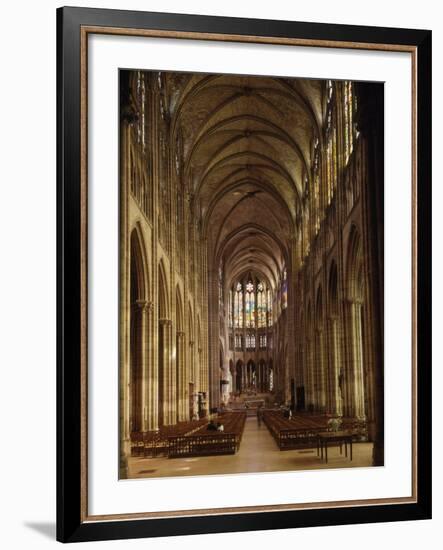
262 410 367 450
168 412 247 457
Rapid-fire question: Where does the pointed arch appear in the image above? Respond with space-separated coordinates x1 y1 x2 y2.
175 285 184 331
158 258 169 319
347 224 363 301
188 302 195 342
328 260 339 317
130 225 148 302
315 285 323 327
197 315 202 350
306 300 312 331
129 227 148 433
175 285 185 422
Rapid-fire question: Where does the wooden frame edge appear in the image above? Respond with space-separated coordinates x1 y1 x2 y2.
57 6 432 542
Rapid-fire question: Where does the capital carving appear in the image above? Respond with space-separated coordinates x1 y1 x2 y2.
345 297 364 306
159 318 172 326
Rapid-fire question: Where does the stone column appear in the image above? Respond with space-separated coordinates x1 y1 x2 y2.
327 316 343 415
119 118 131 479
306 336 314 410
145 301 158 430
189 339 199 419
221 360 230 404
315 328 326 411
159 319 173 425
198 347 205 414
208 267 220 411
347 300 366 419
176 331 186 421
136 299 149 432
356 82 384 465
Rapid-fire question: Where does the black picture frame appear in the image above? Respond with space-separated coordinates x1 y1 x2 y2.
57 6 432 543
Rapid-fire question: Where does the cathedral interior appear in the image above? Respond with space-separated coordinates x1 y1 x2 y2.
119 70 384 479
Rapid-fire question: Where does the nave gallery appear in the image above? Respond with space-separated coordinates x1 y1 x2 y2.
119 69 384 479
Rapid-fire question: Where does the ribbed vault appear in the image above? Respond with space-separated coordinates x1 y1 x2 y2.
163 72 326 283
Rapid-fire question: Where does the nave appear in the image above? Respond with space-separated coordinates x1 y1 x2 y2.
128 414 373 479
120 70 384 477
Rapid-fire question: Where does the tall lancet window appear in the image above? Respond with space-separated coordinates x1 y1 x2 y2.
281 269 288 310
234 282 243 328
326 80 337 205
135 70 147 150
267 288 273 327
218 266 223 309
344 81 358 165
245 280 255 328
257 282 266 328
229 289 233 328
313 137 321 235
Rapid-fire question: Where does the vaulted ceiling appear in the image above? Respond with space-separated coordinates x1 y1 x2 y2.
163 72 327 290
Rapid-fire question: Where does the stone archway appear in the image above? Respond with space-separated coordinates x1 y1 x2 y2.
345 225 366 419
129 228 147 433
158 260 171 426
315 286 326 411
327 260 342 415
176 286 186 422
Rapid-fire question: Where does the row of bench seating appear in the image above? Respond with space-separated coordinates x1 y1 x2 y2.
168 412 247 458
130 413 248 458
130 418 209 458
262 410 367 450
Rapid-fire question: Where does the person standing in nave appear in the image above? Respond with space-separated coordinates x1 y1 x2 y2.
257 405 263 427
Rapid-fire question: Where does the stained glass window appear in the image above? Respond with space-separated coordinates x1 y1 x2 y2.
219 266 223 308
231 278 273 329
246 333 256 350
234 283 243 328
313 138 320 234
257 283 266 328
267 288 273 327
245 280 255 328
135 71 146 150
344 81 357 165
282 269 288 310
235 334 243 350
326 83 337 205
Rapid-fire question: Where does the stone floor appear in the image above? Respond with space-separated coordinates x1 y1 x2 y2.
127 416 374 479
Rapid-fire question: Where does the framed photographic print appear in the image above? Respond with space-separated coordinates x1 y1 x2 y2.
57 6 432 543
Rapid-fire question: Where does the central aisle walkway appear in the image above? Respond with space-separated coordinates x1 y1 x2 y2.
128 416 374 479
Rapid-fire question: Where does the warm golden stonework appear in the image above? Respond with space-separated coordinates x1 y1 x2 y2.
119 71 384 479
